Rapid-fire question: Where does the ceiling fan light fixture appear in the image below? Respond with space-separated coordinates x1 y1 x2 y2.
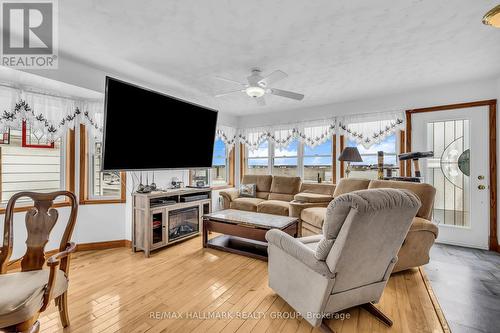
483 5 500 27
245 86 265 98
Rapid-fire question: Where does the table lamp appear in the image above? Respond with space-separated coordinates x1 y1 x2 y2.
338 147 363 178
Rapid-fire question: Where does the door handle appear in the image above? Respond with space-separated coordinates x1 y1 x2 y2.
478 185 486 190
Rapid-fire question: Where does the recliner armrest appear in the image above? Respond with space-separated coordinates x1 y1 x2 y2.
266 229 334 278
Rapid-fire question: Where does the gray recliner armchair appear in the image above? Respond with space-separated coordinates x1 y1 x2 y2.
266 188 421 331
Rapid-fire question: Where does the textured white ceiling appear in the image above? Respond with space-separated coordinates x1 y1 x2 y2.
59 0 500 115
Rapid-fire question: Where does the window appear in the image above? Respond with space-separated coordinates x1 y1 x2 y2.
80 124 125 204
89 142 122 198
211 138 228 186
246 140 269 175
0 128 69 205
190 138 234 187
346 133 398 179
303 139 333 182
243 136 336 183
273 140 298 176
191 169 210 187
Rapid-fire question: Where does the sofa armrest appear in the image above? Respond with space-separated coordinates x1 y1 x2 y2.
266 229 334 278
410 217 439 238
294 192 333 204
289 200 329 218
219 189 239 209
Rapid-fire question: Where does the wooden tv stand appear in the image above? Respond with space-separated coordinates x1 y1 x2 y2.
132 188 212 257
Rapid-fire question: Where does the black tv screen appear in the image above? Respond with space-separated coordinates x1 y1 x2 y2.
102 77 218 171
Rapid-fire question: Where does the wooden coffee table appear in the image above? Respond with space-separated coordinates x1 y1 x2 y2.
203 209 299 260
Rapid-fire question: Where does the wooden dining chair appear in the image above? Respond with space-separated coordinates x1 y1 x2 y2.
0 191 78 333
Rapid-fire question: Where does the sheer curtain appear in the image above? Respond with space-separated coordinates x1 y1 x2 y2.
215 124 237 150
0 85 104 142
337 111 404 149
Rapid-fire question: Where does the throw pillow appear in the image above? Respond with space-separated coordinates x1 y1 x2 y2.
239 184 256 198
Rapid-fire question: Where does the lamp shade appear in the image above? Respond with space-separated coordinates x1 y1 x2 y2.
338 147 363 162
483 5 500 28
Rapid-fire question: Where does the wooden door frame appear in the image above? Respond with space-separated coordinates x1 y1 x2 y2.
405 99 498 251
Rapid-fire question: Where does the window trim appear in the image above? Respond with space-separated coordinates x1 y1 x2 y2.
188 142 235 188
21 121 55 148
0 129 75 214
79 124 126 205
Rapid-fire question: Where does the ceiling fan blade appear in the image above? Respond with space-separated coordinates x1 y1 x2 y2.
215 90 243 97
214 76 246 86
270 88 304 101
255 96 266 106
258 70 288 87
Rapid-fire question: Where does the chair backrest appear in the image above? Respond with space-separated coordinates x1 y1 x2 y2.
0 191 78 274
319 189 420 293
368 180 436 220
268 176 302 201
333 178 370 197
242 175 273 199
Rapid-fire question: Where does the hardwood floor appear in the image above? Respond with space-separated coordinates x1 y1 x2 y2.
37 236 446 333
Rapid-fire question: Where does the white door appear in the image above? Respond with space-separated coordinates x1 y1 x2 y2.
411 106 490 249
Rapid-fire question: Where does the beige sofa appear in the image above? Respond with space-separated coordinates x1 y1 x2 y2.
292 178 438 272
219 175 335 216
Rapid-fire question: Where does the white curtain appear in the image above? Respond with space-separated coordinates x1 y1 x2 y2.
337 111 404 149
299 119 336 148
0 86 22 133
238 127 270 151
215 124 237 149
0 85 104 142
80 100 105 142
237 118 336 150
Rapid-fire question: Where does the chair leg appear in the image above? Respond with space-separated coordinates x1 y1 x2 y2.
361 303 393 326
319 320 334 333
57 292 70 327
14 316 39 333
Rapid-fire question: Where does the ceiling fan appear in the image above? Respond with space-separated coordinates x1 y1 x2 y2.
214 69 304 106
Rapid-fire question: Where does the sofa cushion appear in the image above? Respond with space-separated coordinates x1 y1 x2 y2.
242 175 272 192
301 207 327 229
270 176 301 194
302 222 322 236
230 197 265 212
368 180 436 220
257 200 290 216
333 178 371 197
0 269 67 327
299 183 336 196
294 192 333 203
268 193 295 201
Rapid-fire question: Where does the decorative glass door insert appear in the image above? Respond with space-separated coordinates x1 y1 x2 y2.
426 120 470 227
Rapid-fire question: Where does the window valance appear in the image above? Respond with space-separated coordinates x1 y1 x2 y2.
337 111 404 149
215 124 238 149
237 112 404 150
238 119 336 151
0 86 104 142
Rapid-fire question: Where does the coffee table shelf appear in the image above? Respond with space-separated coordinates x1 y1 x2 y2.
203 209 299 260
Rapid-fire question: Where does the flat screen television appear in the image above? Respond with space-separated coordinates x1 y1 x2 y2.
102 77 218 171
